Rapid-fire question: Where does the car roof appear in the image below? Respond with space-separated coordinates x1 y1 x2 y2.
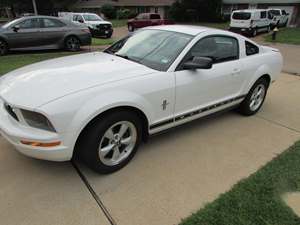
19 15 61 19
145 25 214 36
233 9 267 13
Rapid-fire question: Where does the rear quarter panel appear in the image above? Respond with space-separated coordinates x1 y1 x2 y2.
239 45 283 94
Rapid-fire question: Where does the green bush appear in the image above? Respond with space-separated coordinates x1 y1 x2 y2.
116 9 136 19
101 4 116 19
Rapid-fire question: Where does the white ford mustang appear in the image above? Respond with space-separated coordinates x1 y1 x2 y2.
0 25 283 173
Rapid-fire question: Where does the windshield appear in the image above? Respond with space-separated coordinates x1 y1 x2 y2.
232 12 251 20
105 30 193 71
1 18 22 28
269 10 280 16
83 14 103 21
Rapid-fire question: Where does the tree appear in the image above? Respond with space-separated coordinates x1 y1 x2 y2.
101 4 116 19
0 0 77 17
169 0 222 22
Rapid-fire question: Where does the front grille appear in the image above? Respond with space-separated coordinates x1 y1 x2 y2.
98 24 112 30
4 103 19 121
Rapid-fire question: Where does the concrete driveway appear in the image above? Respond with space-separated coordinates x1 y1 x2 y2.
0 73 300 225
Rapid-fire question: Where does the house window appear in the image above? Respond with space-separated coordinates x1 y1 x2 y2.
154 7 158 13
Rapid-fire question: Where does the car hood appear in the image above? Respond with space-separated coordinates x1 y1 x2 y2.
0 52 155 109
86 21 112 25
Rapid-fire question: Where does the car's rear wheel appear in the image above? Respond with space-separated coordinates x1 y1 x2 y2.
237 78 268 116
0 39 8 56
65 36 81 51
79 111 142 174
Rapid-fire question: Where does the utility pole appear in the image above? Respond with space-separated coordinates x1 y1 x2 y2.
32 0 38 15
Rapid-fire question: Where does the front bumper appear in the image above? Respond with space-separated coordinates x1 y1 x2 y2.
89 27 113 37
0 99 73 161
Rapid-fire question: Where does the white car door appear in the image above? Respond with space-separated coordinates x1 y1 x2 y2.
174 35 244 118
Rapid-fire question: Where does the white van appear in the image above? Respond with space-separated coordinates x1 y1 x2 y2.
229 9 271 37
58 12 113 38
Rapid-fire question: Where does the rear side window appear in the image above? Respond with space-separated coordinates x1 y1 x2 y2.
189 36 239 64
245 41 259 56
261 11 267 18
150 14 160 19
232 12 251 20
43 18 65 28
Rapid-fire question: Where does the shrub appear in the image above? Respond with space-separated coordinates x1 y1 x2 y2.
101 4 116 19
116 8 136 19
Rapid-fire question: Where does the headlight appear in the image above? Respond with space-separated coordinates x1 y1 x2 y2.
20 109 56 132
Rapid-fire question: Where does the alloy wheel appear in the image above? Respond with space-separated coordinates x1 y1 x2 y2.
98 121 137 166
66 37 80 51
249 84 266 111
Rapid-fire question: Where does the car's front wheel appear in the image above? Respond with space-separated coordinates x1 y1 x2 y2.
64 36 81 51
128 24 134 32
79 111 142 174
237 78 269 116
0 39 8 56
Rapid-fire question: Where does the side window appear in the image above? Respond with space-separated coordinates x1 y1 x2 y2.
150 14 160 19
43 18 65 28
261 11 267 19
18 18 41 29
245 41 259 56
282 10 287 15
188 36 239 64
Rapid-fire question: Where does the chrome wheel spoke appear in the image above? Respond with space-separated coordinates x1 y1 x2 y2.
121 137 132 145
104 129 114 140
119 124 129 138
100 144 115 156
112 146 120 160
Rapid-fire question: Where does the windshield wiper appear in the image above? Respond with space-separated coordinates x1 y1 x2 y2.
115 54 140 63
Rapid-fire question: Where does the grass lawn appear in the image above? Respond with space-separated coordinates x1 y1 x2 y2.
92 38 115 46
180 140 300 225
265 28 300 45
0 52 78 76
110 19 127 28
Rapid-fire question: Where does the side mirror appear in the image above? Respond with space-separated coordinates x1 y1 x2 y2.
12 25 20 32
183 57 213 70
78 19 84 23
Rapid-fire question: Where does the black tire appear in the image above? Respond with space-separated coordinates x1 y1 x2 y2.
64 36 81 51
128 24 134 32
237 78 269 116
79 111 142 174
0 39 8 56
252 28 257 37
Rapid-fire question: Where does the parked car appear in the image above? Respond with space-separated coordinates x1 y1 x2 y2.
0 25 283 174
268 9 289 28
127 13 174 32
0 16 91 56
59 12 113 38
229 9 271 37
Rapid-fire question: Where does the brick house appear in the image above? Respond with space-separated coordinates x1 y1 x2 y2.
73 0 175 18
222 0 300 27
